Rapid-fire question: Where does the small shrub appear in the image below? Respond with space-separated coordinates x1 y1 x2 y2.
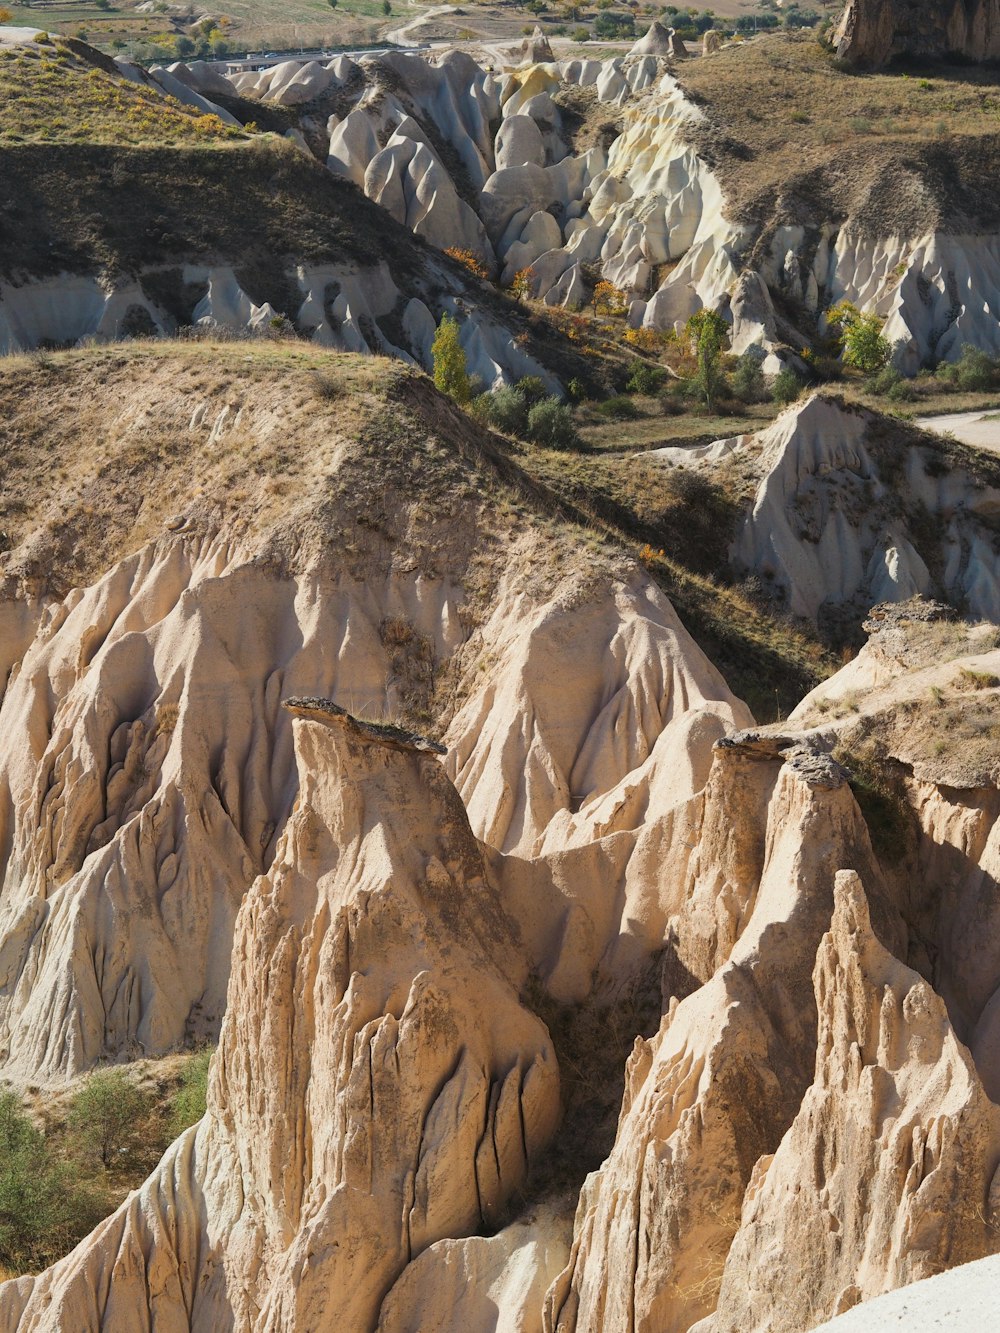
310 369 341 400
596 395 640 420
68 1069 151 1170
868 365 902 395
517 375 548 406
731 350 768 404
475 385 530 436
888 379 917 402
955 344 998 392
567 376 587 401
957 668 1000 691
771 368 803 406
444 247 489 281
0 1092 94 1273
626 360 667 395
527 398 580 449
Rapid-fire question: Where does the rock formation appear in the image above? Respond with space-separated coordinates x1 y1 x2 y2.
1 701 561 1329
649 393 1000 625
9 24 1000 1333
707 870 1000 1330
835 0 1000 66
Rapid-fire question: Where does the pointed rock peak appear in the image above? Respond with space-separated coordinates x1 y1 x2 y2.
519 25 554 64
629 20 673 56
831 865 870 934
282 696 448 755
772 390 867 433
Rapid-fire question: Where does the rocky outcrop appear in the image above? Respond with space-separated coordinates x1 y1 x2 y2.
0 348 754 1078
544 739 897 1333
0 702 561 1329
835 0 1000 67
722 395 1000 624
707 869 1000 1329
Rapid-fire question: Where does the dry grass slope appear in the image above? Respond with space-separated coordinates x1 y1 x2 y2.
677 31 1000 233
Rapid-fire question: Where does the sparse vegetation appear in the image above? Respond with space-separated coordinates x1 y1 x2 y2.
0 43 246 146
0 1045 218 1276
168 1048 213 1137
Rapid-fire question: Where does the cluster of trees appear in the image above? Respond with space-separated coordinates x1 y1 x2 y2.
431 315 579 448
517 3 823 43
0 1053 211 1275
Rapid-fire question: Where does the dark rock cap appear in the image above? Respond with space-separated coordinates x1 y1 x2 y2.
282 697 448 756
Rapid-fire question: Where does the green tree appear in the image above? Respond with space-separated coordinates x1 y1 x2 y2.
175 34 195 57
0 1092 89 1272
826 300 891 374
685 308 728 411
69 1068 150 1169
431 313 471 404
382 0 391 12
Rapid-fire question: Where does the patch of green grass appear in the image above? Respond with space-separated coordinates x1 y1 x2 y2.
0 44 247 145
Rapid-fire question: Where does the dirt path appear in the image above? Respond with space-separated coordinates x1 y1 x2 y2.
385 3 456 47
917 410 1000 452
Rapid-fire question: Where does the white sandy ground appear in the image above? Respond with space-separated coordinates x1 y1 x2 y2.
917 410 1000 451
0 26 42 46
813 1253 1000 1330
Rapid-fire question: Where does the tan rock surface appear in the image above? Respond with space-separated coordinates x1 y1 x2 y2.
1 703 561 1329
707 869 1000 1331
544 738 896 1333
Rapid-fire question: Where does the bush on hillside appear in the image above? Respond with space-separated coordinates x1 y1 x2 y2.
771 368 804 406
730 349 768 403
954 344 998 392
595 395 640 420
472 385 530 436
0 1092 94 1273
69 1068 151 1169
626 360 667 395
527 398 580 449
517 375 548 406
169 1048 214 1138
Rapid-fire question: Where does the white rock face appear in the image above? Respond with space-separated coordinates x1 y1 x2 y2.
813 1253 1000 1331
730 394 1000 623
545 739 896 1333
0 257 554 392
378 1211 571 1333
